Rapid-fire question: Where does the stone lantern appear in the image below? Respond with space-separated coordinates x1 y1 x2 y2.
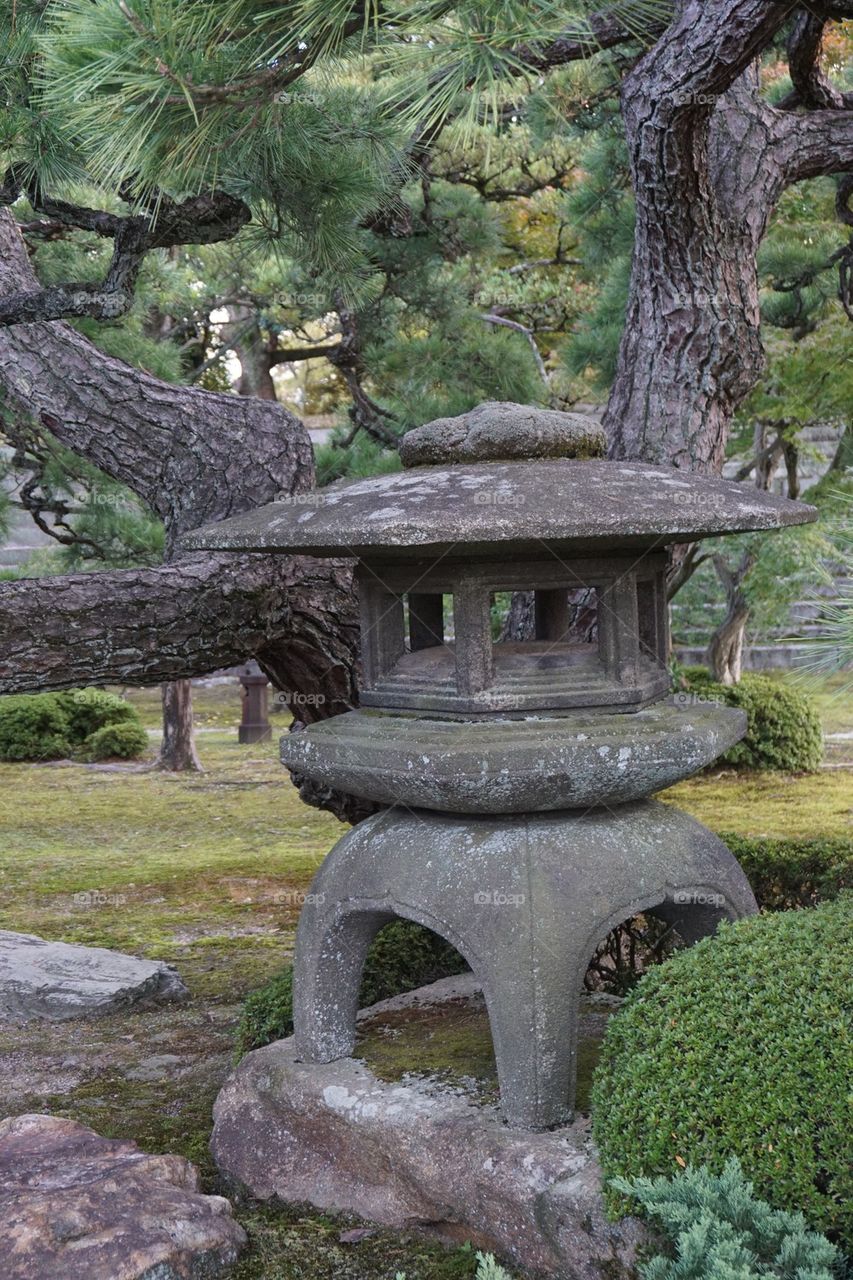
183 403 815 1131
237 660 271 744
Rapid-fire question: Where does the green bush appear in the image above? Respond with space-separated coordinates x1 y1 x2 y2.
680 668 823 772
592 897 853 1248
614 1158 841 1280
724 833 853 910
0 692 73 761
58 687 138 740
82 720 149 761
236 919 468 1057
0 689 145 763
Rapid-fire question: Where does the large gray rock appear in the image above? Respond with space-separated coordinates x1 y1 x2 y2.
0 1113 246 1280
212 1006 643 1279
0 931 188 1022
398 401 607 466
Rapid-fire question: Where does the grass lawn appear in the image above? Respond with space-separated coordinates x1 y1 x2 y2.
0 675 850 1278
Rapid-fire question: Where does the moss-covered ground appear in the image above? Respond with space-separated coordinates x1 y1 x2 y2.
0 675 850 1278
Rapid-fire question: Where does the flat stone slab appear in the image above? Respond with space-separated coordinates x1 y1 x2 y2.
280 697 747 812
0 1113 246 1280
0 931 188 1022
181 458 816 560
212 978 644 1279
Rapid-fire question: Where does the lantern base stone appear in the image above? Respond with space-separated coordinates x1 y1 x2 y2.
211 978 645 1280
292 801 757 1130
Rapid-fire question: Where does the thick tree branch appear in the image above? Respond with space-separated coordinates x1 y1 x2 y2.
269 343 343 365
775 108 853 183
0 209 313 542
0 551 359 717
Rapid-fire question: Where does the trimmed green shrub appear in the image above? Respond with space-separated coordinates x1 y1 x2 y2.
724 833 853 910
83 720 149 761
58 687 138 740
614 1158 841 1280
0 692 73 761
680 668 823 772
0 689 145 763
592 897 853 1248
236 919 468 1057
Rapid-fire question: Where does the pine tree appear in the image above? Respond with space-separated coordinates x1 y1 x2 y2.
1 1 851 814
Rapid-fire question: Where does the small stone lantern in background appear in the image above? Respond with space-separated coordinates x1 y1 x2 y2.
185 402 815 1130
237 660 271 744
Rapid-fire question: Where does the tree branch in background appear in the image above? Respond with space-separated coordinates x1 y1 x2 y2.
480 313 549 385
783 13 853 110
513 5 670 70
0 187 250 326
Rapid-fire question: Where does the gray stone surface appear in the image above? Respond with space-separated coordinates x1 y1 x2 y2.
212 1020 643 1280
180 458 816 560
0 1113 246 1280
292 800 758 1129
0 931 188 1022
398 401 607 466
281 698 747 812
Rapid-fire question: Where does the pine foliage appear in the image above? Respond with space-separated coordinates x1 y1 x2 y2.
614 1159 841 1280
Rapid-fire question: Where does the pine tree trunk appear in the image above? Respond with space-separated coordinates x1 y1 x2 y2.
707 601 750 685
156 679 202 772
602 2 848 469
222 305 279 401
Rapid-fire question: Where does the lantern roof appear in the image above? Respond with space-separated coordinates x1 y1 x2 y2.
180 456 816 561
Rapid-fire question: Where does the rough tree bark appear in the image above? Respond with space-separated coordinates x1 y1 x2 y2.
605 1 853 471
0 209 363 814
706 551 756 684
157 680 203 772
220 304 279 401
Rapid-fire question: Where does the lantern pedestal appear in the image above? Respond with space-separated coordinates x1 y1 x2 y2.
292 799 756 1131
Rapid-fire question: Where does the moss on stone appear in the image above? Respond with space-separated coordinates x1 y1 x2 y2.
356 992 611 1115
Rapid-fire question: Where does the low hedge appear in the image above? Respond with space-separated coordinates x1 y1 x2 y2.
592 896 853 1249
679 669 823 773
236 918 468 1058
724 833 853 910
0 689 146 762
